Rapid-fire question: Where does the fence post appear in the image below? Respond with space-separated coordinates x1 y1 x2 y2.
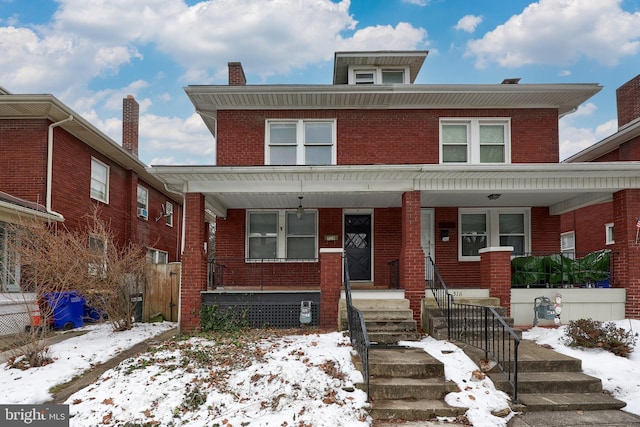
319 248 344 330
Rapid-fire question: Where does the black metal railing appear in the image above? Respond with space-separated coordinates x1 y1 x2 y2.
344 257 371 401
512 250 614 288
426 256 520 402
208 258 320 290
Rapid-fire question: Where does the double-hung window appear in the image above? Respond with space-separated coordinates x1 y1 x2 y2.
441 119 510 164
561 231 575 259
90 158 109 203
247 211 317 260
165 202 174 227
266 120 335 165
0 223 19 292
459 208 529 260
137 186 148 219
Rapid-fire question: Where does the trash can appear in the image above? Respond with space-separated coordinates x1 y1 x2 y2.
45 291 85 330
130 293 143 322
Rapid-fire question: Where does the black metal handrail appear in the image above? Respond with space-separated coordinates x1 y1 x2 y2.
426 256 520 402
343 256 371 401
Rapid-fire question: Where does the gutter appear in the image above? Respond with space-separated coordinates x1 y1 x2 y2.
47 115 73 217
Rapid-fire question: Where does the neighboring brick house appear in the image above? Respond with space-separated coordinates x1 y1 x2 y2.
560 73 640 314
149 51 640 332
0 87 183 304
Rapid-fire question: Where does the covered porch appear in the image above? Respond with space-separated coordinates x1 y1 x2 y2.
147 163 640 332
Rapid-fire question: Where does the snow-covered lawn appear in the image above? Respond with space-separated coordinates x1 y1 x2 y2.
1 319 639 426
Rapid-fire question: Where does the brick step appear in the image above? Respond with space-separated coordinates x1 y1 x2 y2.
516 393 627 412
369 399 466 421
366 348 444 378
368 331 422 345
366 377 459 400
493 371 603 394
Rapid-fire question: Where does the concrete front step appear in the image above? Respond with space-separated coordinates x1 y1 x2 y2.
367 348 444 378
370 399 466 421
365 319 417 332
341 308 415 323
343 298 411 310
495 371 604 394
462 340 582 374
368 377 459 400
516 393 627 412
369 331 422 345
424 305 508 317
430 325 523 341
429 315 515 330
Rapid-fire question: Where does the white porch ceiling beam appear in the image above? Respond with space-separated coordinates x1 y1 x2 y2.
549 193 613 216
205 198 227 219
185 179 416 193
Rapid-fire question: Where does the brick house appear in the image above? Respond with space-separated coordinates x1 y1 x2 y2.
149 51 640 332
0 87 183 333
559 73 640 316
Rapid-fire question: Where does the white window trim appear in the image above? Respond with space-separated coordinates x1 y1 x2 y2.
246 210 318 261
458 208 530 261
265 119 336 166
561 231 575 252
605 223 615 245
348 65 410 84
165 201 174 227
440 118 511 164
147 248 169 264
90 157 109 203
137 185 148 220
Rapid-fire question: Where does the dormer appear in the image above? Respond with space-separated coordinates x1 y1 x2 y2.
333 50 428 85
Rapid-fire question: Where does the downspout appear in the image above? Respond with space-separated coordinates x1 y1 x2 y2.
47 115 74 213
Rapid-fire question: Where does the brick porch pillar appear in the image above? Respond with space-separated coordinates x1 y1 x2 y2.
320 248 343 330
180 192 208 333
612 189 640 319
479 247 513 315
400 191 425 329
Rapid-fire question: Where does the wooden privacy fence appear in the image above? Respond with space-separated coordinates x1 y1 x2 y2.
143 263 180 322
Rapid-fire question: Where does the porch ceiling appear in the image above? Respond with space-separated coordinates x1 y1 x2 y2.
147 163 640 218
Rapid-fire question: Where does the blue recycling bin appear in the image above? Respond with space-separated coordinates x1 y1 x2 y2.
45 291 85 330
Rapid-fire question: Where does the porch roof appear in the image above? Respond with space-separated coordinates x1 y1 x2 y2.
147 162 640 218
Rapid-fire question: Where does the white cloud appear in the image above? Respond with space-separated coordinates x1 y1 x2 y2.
140 113 215 165
402 0 430 6
466 0 640 68
454 15 482 33
559 103 618 160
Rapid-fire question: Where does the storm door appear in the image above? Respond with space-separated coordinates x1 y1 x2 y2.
344 214 372 281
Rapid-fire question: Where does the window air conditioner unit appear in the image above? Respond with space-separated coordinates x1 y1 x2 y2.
137 207 148 218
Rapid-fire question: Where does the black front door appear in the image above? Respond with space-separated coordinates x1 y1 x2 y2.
344 214 372 281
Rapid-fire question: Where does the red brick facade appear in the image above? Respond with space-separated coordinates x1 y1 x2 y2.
612 190 640 318
181 193 208 331
0 118 182 261
399 191 425 327
480 248 513 315
216 108 559 166
319 249 343 329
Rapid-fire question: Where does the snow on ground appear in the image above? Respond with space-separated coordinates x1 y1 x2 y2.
2 319 639 426
399 337 514 427
0 322 176 404
523 319 640 416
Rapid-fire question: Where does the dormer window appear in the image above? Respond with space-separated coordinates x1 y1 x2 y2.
350 67 408 85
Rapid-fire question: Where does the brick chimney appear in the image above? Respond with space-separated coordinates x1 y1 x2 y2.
616 74 640 128
228 62 246 86
122 94 139 156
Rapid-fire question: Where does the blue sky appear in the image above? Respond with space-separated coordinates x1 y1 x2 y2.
2 0 640 165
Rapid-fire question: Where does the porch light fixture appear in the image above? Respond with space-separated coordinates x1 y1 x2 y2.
296 196 305 220
487 194 501 201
